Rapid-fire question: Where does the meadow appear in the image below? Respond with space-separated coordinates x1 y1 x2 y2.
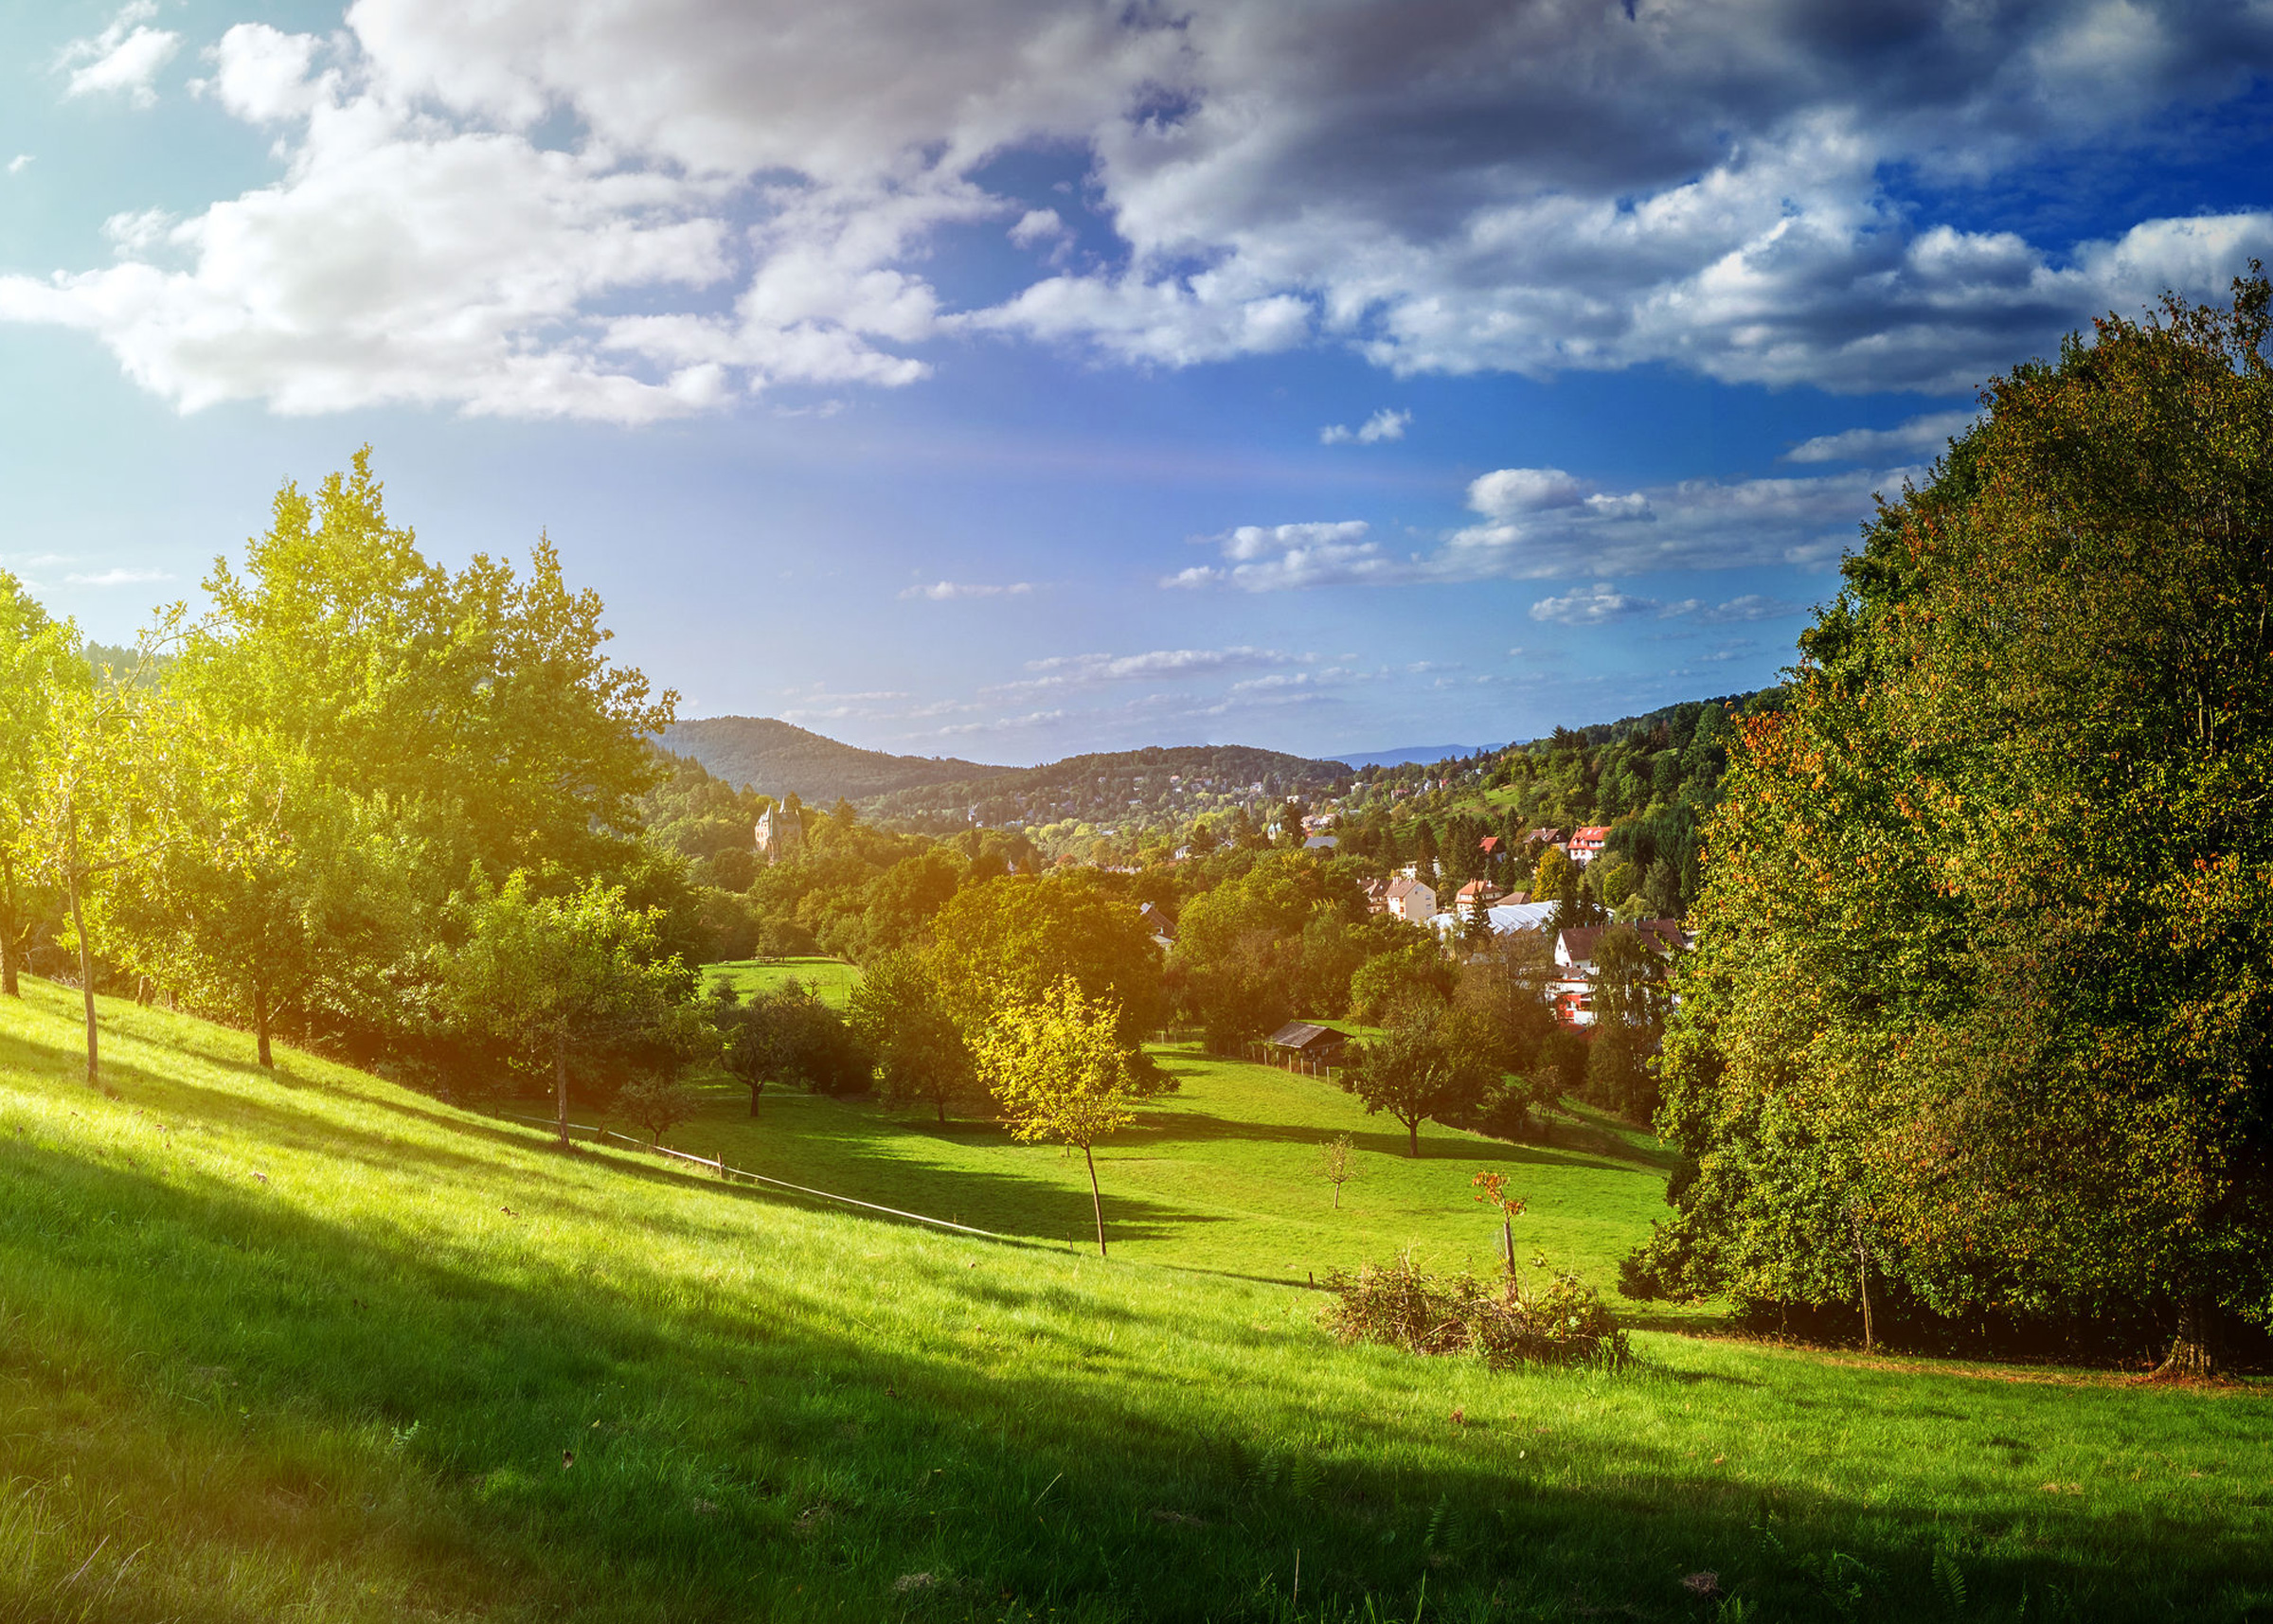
4 977 2270 1622
706 955 865 1009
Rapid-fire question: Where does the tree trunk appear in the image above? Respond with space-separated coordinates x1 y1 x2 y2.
936 1096 946 1125
0 854 17 997
1407 1117 1420 1158
748 1079 763 1116
254 984 273 1069
1850 1208 1874 1353
1083 1143 1107 1258
2157 1293 2220 1379
67 863 97 1087
1332 1181 1342 1210
554 1035 570 1148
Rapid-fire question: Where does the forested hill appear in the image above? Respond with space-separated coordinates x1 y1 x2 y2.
861 743 1348 832
657 716 992 802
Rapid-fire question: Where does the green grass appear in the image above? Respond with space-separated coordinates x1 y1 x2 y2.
705 955 864 1009
660 1045 1696 1320
4 977 2271 1622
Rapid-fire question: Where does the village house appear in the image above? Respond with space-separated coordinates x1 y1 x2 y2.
1549 919 1692 1027
1360 877 1389 915
1453 878 1504 919
1567 825 1611 866
1383 874 1438 921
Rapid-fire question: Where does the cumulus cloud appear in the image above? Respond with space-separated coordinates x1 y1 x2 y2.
1179 462 1891 592
1319 406 1409 445
10 1 2273 419
1165 521 1396 591
7 156 31 177
1530 583 1658 625
59 3 181 108
900 580 1036 600
1784 408 1981 465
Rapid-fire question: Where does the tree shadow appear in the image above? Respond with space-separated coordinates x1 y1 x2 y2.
2 1113 2263 1624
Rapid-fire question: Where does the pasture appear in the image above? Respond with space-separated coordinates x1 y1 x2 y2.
704 955 865 1009
2 977 2269 1622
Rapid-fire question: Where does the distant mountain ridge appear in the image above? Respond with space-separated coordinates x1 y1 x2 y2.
657 717 993 803
863 743 1349 830
659 717 1348 832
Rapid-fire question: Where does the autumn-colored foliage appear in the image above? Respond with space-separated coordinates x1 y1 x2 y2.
1634 271 2273 1367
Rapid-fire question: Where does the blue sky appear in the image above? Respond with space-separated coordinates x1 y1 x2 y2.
4 1 2270 765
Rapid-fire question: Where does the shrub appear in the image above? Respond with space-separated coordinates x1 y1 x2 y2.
1322 1250 1630 1370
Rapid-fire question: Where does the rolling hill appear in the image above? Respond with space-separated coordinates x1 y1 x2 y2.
656 715 993 802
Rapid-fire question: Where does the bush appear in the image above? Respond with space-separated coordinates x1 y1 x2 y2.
1322 1250 1630 1370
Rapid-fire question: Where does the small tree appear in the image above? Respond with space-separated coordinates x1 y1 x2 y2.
1318 1133 1358 1209
1341 999 1495 1156
617 1075 701 1147
1472 1169 1527 1282
976 975 1157 1257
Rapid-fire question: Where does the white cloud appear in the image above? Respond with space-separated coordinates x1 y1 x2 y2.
63 566 172 588
6 156 31 177
1691 594 1810 624
900 580 1036 600
935 707 1068 737
200 24 328 123
59 3 181 109
1166 520 1394 591
1530 583 1658 625
1319 406 1409 445
1785 409 1980 465
1179 463 1892 592
993 645 1304 696
1009 208 1070 250
1467 468 1593 519
9 1 2273 419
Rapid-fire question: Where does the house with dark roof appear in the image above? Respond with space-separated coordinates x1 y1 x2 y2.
1550 919 1692 1027
1263 1022 1351 1068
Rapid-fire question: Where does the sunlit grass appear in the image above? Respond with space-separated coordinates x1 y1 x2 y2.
704 955 863 1009
652 1043 1693 1316
3 977 2269 1621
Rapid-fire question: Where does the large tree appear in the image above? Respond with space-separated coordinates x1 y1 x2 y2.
0 574 84 998
1341 998 1496 1157
1639 273 2273 1370
438 874 704 1144
846 949 980 1123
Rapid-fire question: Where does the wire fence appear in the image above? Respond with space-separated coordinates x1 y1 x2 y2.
492 1111 1028 1245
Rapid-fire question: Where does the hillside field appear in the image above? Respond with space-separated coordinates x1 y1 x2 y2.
4 978 2271 1621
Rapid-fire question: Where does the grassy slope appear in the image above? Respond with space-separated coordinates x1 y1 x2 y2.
4 980 2271 1623
662 1046 1697 1318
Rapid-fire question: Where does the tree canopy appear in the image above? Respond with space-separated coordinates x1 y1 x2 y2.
1635 272 2273 1368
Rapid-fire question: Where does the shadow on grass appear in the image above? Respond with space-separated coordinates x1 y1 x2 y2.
4 1060 2269 1623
